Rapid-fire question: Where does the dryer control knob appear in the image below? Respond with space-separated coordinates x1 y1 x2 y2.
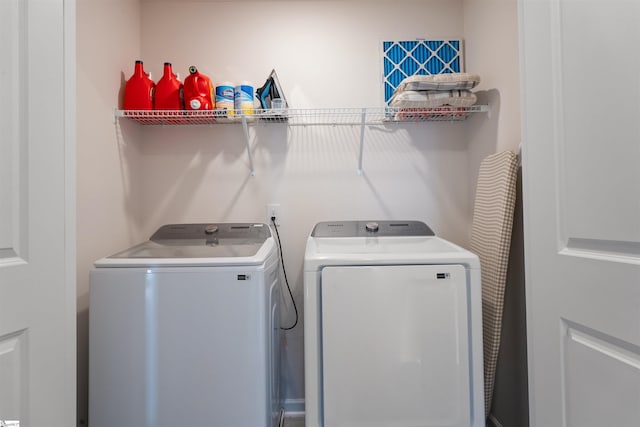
205 225 219 234
365 222 379 232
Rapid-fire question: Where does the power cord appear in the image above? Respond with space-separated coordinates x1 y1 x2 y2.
271 216 298 330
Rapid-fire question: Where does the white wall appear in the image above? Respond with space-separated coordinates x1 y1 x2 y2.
76 0 522 421
76 0 144 424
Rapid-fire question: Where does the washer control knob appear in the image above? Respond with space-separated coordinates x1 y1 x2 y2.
365 222 379 232
204 225 218 235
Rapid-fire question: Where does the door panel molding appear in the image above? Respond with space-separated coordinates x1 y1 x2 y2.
0 0 28 266
549 0 570 254
0 251 27 268
561 319 640 427
561 238 640 265
564 320 640 370
0 329 28 422
553 0 640 249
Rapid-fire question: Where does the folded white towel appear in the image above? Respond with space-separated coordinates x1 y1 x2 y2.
389 89 477 108
395 73 481 92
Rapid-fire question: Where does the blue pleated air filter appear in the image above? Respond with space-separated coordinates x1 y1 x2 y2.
383 39 464 104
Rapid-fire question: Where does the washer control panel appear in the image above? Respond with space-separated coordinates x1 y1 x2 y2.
150 223 270 244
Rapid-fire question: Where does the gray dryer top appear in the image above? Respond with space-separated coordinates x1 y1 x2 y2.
311 220 434 238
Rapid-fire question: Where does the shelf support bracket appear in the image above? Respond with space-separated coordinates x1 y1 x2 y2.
357 108 366 175
241 115 255 176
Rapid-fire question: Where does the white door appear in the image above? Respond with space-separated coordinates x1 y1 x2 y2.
0 0 76 425
520 1 640 426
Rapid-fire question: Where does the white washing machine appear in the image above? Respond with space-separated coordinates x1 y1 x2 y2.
90 223 282 427
304 220 484 427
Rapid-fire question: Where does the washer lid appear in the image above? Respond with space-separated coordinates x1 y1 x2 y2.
95 223 274 267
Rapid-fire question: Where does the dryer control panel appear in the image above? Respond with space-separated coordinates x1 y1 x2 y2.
311 220 434 238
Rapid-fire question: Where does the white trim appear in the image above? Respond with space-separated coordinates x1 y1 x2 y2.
517 0 539 424
63 0 77 424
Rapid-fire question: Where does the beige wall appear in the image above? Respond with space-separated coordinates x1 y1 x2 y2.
138 0 470 407
77 0 522 422
464 0 521 198
463 0 525 424
76 0 144 424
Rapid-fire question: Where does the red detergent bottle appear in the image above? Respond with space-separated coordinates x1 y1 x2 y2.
154 62 183 110
183 65 213 110
123 60 155 110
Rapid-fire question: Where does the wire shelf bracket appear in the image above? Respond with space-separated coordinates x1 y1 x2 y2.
241 115 255 176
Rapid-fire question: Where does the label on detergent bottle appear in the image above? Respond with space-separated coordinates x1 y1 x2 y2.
234 82 254 115
215 82 235 116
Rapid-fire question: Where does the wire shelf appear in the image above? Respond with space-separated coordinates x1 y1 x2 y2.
114 105 490 175
114 105 489 126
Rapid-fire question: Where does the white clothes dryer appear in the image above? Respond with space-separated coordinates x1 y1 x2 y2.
90 223 281 427
304 220 484 427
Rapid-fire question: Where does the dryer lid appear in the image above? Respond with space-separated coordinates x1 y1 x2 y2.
100 223 272 262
